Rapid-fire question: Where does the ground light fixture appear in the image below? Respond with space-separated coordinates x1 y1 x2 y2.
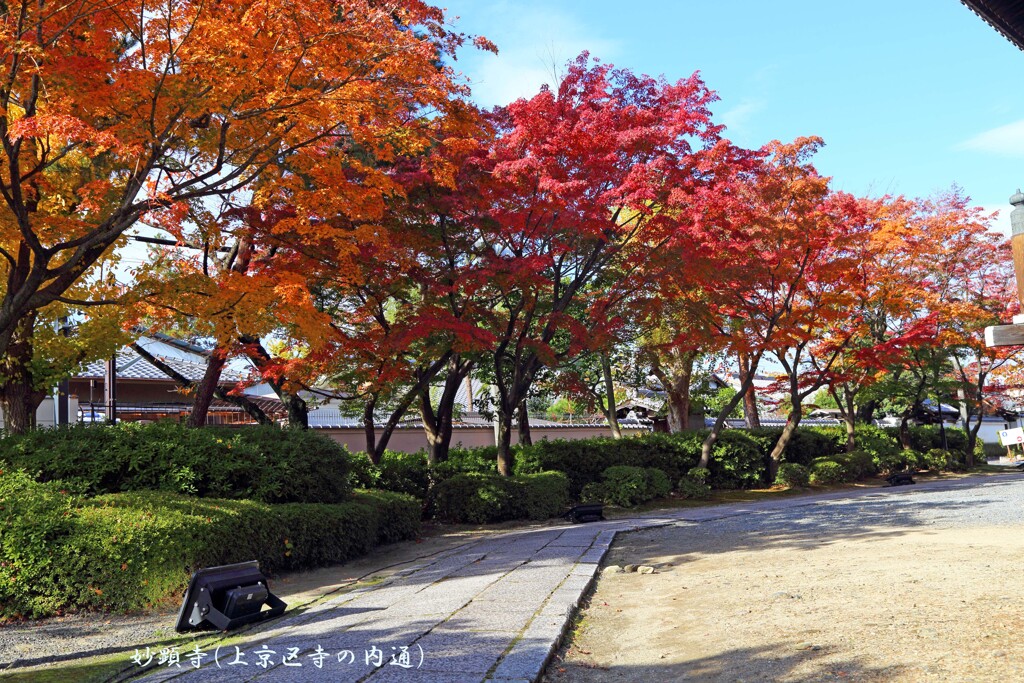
174 561 287 632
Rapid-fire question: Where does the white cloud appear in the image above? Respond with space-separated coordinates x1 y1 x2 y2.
720 98 766 140
449 3 621 107
958 119 1024 157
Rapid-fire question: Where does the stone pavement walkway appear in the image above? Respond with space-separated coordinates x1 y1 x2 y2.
129 472 1020 683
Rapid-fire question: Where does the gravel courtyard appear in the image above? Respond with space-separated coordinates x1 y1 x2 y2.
545 475 1024 683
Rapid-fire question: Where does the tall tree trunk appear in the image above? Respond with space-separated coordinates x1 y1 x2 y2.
496 412 514 476
700 377 755 469
966 417 983 468
768 401 802 482
602 353 622 438
0 313 45 434
363 395 381 464
420 358 472 466
738 351 761 429
188 348 227 427
898 409 914 450
517 397 532 446
650 350 695 433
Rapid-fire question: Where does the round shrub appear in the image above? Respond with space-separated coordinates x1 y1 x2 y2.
429 472 569 523
809 458 847 485
516 471 570 520
598 465 652 507
676 473 711 500
833 450 876 480
774 463 810 488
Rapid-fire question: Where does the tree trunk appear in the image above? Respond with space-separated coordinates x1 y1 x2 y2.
601 353 622 438
421 359 472 466
496 412 514 476
239 335 308 428
517 397 532 446
363 395 380 464
0 314 45 434
856 399 878 425
898 409 914 450
700 378 755 469
768 403 802 481
842 391 856 452
650 351 695 433
131 342 273 425
738 351 761 429
188 348 228 427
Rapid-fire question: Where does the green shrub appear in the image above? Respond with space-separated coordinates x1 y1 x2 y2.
429 471 569 524
676 471 711 499
809 458 847 485
581 465 673 508
897 425 969 454
774 463 810 488
687 466 710 484
781 429 838 465
375 451 430 499
708 431 765 489
922 448 967 473
594 465 651 507
513 433 700 499
0 470 419 619
0 423 352 504
645 467 672 499
833 450 877 480
745 428 785 458
431 473 514 524
517 471 570 520
437 446 500 478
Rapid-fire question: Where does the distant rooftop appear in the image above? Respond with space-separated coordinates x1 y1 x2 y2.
77 348 245 384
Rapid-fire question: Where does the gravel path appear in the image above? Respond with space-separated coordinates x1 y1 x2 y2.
546 473 1024 683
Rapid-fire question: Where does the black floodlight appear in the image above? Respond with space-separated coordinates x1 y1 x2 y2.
565 503 605 523
174 561 286 633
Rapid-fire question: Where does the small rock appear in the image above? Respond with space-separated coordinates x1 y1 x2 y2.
602 565 624 575
623 564 639 572
638 565 656 574
771 591 801 599
795 643 821 651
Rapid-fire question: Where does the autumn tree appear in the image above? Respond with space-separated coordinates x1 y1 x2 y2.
692 138 836 470
481 53 740 475
0 0 478 427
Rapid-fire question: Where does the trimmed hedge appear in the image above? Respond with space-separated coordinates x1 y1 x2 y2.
582 466 673 508
0 423 352 504
430 471 569 524
0 469 419 619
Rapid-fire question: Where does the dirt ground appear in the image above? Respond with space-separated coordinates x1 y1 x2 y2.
544 524 1024 682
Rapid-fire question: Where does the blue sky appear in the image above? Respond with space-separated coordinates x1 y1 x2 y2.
441 0 1024 233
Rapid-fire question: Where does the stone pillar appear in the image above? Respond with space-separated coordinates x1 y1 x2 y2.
1010 189 1024 311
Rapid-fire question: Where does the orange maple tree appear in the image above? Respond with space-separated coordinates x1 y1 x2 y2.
0 0 482 428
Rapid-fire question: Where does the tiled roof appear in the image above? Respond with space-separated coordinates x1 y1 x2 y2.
77 348 246 384
963 0 1024 51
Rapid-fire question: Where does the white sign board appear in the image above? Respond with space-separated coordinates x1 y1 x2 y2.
998 428 1024 446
